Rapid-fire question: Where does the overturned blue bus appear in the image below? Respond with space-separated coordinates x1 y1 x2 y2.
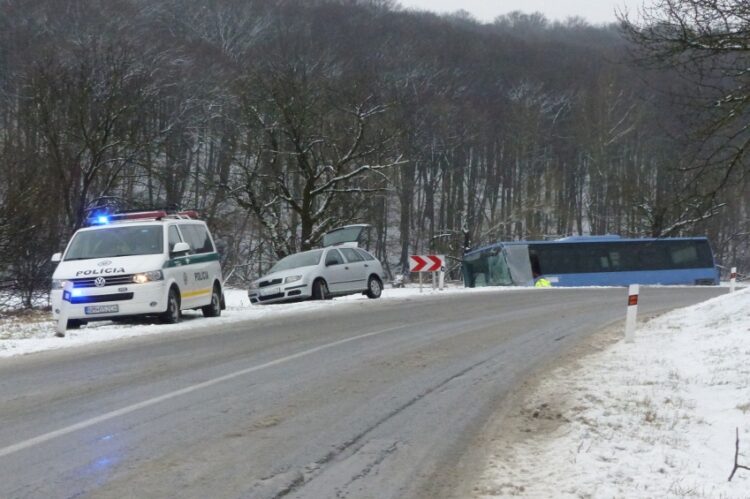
462 236 720 287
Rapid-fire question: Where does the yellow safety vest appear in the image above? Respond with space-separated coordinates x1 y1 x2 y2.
535 277 552 288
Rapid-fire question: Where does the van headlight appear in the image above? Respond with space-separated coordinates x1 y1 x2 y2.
51 279 68 290
132 271 164 284
285 275 303 284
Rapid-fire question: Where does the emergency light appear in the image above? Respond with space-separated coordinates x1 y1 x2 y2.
111 211 169 222
85 209 200 226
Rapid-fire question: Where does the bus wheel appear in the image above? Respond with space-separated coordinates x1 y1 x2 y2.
202 285 222 318
161 287 182 324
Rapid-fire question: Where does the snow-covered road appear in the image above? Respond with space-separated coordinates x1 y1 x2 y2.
5 282 747 496
0 285 509 358
476 288 750 498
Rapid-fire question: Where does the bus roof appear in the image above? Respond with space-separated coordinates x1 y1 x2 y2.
464 236 711 257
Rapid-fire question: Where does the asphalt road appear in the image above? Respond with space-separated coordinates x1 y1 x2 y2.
0 287 724 499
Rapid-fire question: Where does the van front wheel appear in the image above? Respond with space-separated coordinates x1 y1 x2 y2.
161 288 182 324
202 286 222 318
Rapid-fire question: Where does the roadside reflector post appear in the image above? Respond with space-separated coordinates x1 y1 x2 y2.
55 281 74 338
730 267 737 293
439 266 445 291
625 284 639 343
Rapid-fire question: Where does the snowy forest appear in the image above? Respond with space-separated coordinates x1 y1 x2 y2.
1 0 748 305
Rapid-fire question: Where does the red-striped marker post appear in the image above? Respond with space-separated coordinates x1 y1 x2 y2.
625 284 639 343
56 281 74 337
730 267 737 293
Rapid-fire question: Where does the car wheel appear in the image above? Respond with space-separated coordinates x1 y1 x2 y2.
366 276 382 299
66 319 84 329
312 279 329 300
161 287 182 324
202 285 222 318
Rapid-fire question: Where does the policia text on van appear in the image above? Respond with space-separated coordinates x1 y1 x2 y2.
50 210 225 330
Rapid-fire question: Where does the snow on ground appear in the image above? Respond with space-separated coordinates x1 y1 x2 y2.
476 288 750 498
0 285 510 358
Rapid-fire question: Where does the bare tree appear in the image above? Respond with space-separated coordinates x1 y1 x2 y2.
231 82 401 255
620 0 750 189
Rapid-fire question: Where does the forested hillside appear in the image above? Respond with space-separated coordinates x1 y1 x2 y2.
1 0 747 305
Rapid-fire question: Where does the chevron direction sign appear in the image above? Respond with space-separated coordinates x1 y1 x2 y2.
409 255 445 272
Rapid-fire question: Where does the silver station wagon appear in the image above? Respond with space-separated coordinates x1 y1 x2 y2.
248 225 387 304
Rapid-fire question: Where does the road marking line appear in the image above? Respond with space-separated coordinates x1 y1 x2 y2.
0 324 408 458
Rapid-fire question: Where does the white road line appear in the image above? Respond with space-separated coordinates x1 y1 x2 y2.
0 324 408 458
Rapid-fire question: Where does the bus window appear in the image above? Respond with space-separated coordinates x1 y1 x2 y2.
609 251 622 270
635 243 671 271
463 253 487 287
488 252 512 285
671 244 698 266
667 240 713 268
463 248 513 287
504 245 533 284
599 256 610 270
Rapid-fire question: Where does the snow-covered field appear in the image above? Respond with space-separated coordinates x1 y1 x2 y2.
0 285 508 358
476 288 750 498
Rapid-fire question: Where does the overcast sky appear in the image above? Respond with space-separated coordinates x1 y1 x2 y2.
398 0 646 25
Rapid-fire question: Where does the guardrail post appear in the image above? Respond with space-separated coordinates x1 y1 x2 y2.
625 284 639 343
730 267 737 293
55 281 74 338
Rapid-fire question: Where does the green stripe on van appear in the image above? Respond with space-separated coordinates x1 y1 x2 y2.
163 252 220 269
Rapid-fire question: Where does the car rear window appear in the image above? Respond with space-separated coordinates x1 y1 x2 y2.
340 248 364 262
356 249 376 261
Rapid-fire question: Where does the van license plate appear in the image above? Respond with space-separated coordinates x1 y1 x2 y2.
85 305 119 315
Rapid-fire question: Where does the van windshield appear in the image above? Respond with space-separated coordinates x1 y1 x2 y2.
64 226 164 260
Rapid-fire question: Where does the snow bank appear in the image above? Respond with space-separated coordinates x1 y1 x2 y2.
476 288 750 498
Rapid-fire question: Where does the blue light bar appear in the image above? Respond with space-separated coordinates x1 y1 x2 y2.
97 216 110 225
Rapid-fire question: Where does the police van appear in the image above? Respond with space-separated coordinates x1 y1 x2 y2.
50 210 225 330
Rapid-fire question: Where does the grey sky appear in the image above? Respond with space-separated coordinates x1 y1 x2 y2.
397 0 647 25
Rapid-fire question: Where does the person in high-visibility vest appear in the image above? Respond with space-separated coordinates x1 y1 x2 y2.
532 266 552 287
530 255 552 287
534 276 552 287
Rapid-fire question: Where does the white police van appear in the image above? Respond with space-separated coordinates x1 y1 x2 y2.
50 210 224 330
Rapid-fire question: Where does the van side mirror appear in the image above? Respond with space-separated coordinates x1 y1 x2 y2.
171 242 191 256
51 253 62 263
215 238 227 257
